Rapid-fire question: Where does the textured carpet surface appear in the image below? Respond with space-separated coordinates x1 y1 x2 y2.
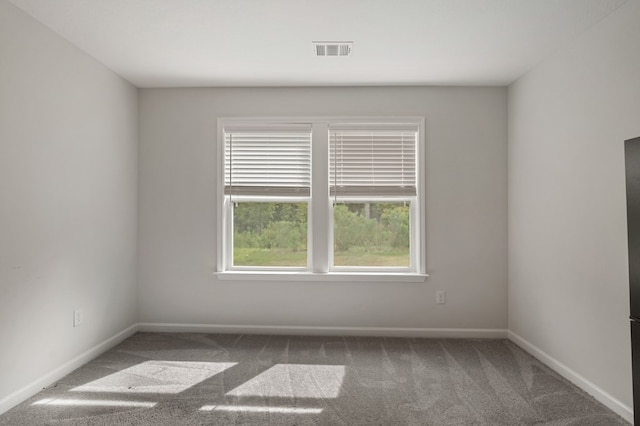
0 333 629 425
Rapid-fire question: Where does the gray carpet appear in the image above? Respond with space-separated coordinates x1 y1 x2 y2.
0 333 629 425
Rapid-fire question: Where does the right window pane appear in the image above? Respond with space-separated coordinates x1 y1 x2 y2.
333 202 410 267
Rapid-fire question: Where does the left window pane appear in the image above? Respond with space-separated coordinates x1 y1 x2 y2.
233 202 308 267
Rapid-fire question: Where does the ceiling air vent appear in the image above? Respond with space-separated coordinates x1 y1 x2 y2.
313 41 353 57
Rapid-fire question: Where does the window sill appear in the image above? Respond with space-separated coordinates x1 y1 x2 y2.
213 271 429 282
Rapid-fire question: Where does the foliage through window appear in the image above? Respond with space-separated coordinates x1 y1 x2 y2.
233 202 308 267
333 202 410 267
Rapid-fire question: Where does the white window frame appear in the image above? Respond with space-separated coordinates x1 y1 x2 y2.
216 117 427 282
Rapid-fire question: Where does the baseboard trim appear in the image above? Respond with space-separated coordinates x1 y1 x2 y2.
507 330 633 424
0 324 138 416
137 322 508 339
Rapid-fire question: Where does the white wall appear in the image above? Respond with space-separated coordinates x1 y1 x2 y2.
508 0 640 413
138 86 507 331
0 0 138 407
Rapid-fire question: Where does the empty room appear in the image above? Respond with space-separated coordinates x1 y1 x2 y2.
1 0 639 424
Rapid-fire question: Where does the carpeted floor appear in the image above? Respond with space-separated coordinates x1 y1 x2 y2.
0 333 629 425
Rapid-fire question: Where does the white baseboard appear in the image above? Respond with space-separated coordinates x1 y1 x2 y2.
138 322 508 339
0 324 138 416
508 330 633 424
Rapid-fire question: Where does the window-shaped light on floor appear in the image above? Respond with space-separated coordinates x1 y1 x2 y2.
200 404 323 414
70 361 236 394
225 364 345 399
33 398 157 408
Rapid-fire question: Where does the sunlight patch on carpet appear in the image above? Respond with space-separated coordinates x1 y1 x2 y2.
33 398 157 408
71 360 236 394
226 364 345 398
200 404 323 414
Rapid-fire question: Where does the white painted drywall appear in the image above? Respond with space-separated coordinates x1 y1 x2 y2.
0 1 138 405
138 86 507 330
508 0 640 410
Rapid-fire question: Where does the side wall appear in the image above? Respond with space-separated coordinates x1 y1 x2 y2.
508 0 640 415
138 86 508 332
0 1 138 409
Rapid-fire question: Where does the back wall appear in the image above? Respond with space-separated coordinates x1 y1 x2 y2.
137 87 507 332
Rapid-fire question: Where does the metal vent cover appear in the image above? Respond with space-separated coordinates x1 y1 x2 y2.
313 41 353 57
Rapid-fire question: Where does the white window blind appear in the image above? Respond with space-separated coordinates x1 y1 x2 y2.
224 125 312 197
329 125 418 197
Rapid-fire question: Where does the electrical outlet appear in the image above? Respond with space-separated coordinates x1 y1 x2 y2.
73 309 83 327
436 291 446 305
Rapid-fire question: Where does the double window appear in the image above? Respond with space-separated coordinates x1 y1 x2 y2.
217 118 425 277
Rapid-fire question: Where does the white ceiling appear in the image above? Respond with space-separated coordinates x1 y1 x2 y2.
8 0 629 88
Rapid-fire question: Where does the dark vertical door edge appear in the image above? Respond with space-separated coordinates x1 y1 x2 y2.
625 137 640 320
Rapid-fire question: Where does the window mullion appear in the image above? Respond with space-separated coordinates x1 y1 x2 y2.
310 122 330 273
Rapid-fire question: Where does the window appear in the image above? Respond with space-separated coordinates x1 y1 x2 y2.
223 125 311 269
217 118 425 279
329 125 417 270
